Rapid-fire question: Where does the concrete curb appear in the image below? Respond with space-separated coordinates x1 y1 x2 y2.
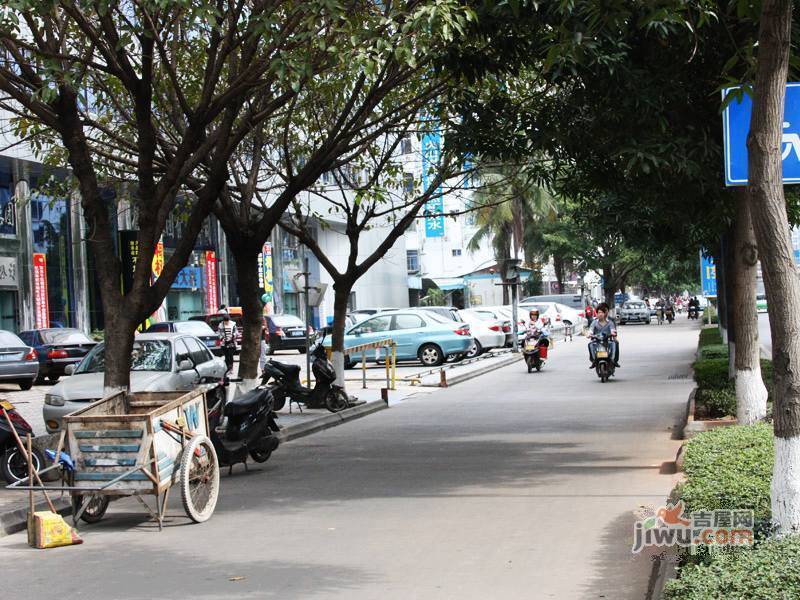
0 497 70 538
276 398 389 444
0 399 389 539
421 353 523 388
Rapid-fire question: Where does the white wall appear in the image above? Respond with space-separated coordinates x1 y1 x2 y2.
315 221 409 325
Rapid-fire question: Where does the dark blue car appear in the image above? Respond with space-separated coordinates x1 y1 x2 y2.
17 328 97 383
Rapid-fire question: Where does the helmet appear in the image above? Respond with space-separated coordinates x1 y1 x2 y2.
529 309 539 318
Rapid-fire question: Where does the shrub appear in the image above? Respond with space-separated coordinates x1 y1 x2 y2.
663 536 800 600
692 358 730 390
695 387 736 418
698 328 722 347
697 344 728 360
679 423 773 521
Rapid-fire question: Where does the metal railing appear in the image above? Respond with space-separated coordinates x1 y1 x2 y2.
327 338 397 390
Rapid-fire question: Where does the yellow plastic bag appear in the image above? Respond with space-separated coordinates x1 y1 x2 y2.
27 511 83 549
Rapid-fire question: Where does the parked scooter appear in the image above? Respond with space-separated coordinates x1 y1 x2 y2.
591 334 616 383
1 400 45 484
261 332 350 413
523 329 550 373
205 378 280 473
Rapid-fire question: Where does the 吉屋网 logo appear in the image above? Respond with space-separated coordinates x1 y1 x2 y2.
632 500 754 554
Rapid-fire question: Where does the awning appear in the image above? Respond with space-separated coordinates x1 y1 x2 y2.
431 277 466 291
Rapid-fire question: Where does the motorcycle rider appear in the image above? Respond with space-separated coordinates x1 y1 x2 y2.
528 309 550 336
587 303 620 368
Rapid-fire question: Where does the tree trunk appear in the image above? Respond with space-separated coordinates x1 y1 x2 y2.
232 248 264 384
722 231 737 377
602 265 615 309
747 0 800 534
553 255 565 292
331 283 353 387
732 189 768 424
101 309 137 398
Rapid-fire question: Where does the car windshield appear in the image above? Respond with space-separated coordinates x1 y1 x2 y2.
41 329 93 344
272 315 305 327
0 331 24 346
522 304 550 314
77 340 172 373
463 310 494 322
174 321 215 336
417 310 450 324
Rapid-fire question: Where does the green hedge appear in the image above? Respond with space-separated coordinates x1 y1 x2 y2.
679 423 773 521
695 387 736 417
693 358 730 390
664 536 800 600
697 344 728 360
698 328 722 347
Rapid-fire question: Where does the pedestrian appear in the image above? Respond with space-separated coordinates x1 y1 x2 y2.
258 329 268 373
217 309 237 374
585 301 594 327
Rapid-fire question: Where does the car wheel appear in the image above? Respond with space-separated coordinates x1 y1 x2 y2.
465 340 483 359
418 344 444 367
35 375 46 385
298 347 306 354
19 380 33 391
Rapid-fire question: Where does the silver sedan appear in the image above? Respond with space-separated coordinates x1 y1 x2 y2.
43 332 226 433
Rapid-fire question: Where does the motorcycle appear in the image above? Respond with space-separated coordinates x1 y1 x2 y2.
262 332 350 413
591 334 616 383
1 399 45 484
665 307 675 324
205 378 281 473
523 329 550 373
687 305 699 320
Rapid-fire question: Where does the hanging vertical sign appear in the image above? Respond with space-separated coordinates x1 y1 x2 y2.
32 253 49 328
700 253 717 298
204 250 218 313
263 242 273 295
150 240 168 324
118 230 138 294
421 126 444 237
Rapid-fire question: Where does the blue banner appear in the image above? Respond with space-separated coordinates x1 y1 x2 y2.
421 129 444 237
700 253 717 298
172 266 204 290
722 83 800 185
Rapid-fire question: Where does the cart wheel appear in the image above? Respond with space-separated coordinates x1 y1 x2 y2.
179 435 219 523
73 494 110 524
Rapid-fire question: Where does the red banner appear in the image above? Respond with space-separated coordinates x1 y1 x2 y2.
205 251 218 314
33 253 49 328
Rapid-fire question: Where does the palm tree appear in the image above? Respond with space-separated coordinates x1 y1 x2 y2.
467 164 554 300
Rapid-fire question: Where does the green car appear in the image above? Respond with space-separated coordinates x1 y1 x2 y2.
756 294 768 313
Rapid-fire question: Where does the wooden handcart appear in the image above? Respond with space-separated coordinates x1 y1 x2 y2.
9 387 220 530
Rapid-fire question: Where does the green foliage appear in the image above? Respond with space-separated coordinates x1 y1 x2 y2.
702 308 719 324
692 358 730 390
698 344 728 360
695 387 736 418
698 328 723 347
663 536 800 600
679 424 773 521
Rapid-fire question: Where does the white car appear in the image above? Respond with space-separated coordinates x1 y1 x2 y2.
466 307 514 346
456 309 507 357
518 302 569 335
42 333 227 433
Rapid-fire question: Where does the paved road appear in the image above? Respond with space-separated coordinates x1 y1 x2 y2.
2 319 697 599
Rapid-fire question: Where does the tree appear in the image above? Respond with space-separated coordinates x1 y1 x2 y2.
0 1 335 391
746 0 800 533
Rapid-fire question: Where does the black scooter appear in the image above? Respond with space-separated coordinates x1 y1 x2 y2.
1 400 45 484
262 333 350 413
591 334 616 383
205 378 280 474
688 305 699 320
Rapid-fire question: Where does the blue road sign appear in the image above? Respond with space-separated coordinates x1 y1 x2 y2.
700 253 717 298
722 83 800 186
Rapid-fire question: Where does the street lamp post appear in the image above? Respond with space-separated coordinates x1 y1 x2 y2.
500 258 522 353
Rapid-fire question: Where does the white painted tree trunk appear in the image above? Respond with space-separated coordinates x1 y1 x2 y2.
772 437 800 533
747 0 800 534
331 350 346 388
732 190 768 424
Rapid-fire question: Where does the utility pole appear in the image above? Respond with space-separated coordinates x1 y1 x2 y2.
496 258 522 353
301 257 311 385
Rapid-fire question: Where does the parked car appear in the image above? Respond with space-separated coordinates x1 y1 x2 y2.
17 328 97 384
521 294 584 311
0 330 39 390
518 302 568 336
456 309 507 358
553 302 588 330
349 308 398 322
265 314 311 353
618 301 652 325
331 310 472 367
145 320 223 355
42 332 226 433
465 307 514 346
415 306 461 321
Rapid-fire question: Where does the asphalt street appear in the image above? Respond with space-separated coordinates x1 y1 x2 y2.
2 319 697 600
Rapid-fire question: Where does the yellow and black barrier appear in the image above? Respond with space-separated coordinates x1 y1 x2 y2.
326 338 397 390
